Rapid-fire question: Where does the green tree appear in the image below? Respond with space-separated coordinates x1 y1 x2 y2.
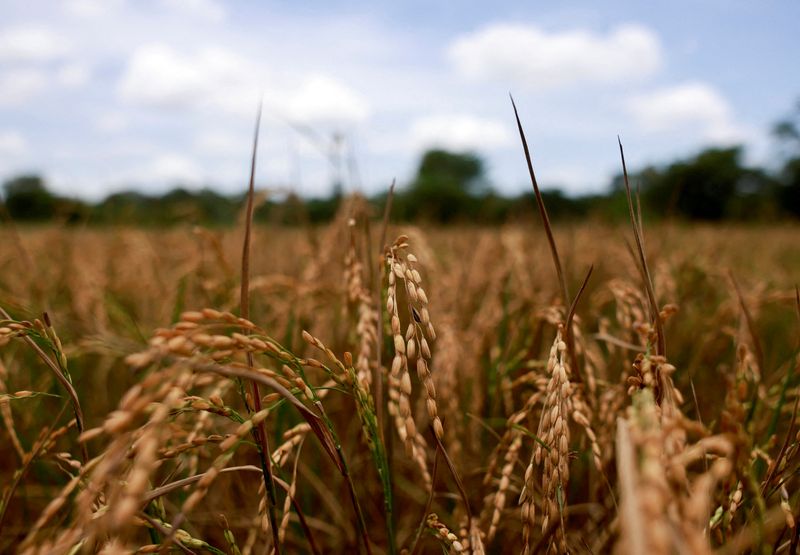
638 147 761 220
2 174 57 220
404 150 487 222
772 99 800 217
776 159 800 217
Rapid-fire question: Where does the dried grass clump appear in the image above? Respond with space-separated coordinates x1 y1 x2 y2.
1 216 798 554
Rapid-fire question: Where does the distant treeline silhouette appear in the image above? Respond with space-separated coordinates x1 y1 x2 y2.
3 102 800 225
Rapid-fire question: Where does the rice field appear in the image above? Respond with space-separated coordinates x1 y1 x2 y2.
0 207 798 553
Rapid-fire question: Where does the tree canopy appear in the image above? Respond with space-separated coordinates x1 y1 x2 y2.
772 100 800 217
393 150 488 222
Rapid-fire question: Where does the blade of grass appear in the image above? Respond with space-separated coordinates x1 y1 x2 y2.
0 306 87 462
191 362 341 469
510 95 584 384
308 396 373 554
465 412 504 443
592 332 644 352
565 265 594 347
144 466 321 555
238 103 282 554
163 360 345 550
761 288 800 497
196 360 372 552
345 361 395 553
431 424 472 530
762 391 799 497
375 179 395 434
378 179 396 258
376 179 396 544
510 95 568 305
795 285 800 344
0 402 69 532
138 512 197 555
410 447 440 555
617 137 665 356
512 424 551 452
729 271 765 378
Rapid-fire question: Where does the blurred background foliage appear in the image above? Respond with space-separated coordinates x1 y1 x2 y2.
3 100 800 226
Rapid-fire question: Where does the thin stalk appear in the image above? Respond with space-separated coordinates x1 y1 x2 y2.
0 307 87 462
431 425 472 529
565 265 594 347
376 180 396 544
411 447 440 555
617 137 665 356
795 285 800 344
730 271 766 378
744 467 768 552
272 350 372 553
312 397 373 554
0 402 68 532
238 104 281 553
348 365 395 553
145 466 321 555
138 512 198 555
375 179 396 436
509 95 569 305
510 95 585 384
378 180 396 259
762 392 799 497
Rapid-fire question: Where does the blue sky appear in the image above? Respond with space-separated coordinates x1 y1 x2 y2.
0 0 798 199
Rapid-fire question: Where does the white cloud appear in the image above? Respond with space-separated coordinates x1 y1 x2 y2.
94 112 129 133
408 114 512 152
159 0 226 22
194 132 249 156
0 130 27 157
63 0 126 18
0 26 67 63
118 44 258 111
448 23 662 90
628 82 745 142
118 44 369 125
0 69 48 106
57 62 90 87
148 154 202 183
283 75 370 125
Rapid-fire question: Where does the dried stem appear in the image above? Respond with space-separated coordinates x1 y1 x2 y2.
375 179 396 438
0 306 87 462
510 95 585 384
618 137 665 356
239 103 281 553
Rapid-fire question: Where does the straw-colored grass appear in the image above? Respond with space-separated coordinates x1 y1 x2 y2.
0 214 798 554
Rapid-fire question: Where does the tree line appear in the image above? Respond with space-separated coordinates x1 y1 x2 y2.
2 102 799 226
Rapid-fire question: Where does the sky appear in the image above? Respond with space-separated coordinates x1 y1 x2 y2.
0 0 798 200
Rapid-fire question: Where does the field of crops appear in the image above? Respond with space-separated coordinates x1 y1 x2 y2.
0 203 799 553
